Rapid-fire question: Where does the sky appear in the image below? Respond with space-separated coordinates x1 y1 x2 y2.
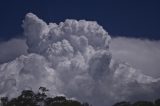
0 1 160 106
0 0 160 40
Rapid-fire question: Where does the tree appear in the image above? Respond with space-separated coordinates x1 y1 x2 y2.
82 102 90 106
0 97 8 106
0 87 90 106
155 99 160 106
132 101 154 106
112 101 131 106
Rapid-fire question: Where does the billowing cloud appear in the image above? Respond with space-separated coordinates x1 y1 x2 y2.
0 13 160 106
110 37 160 78
0 38 28 64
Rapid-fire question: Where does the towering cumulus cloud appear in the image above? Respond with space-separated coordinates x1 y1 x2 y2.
0 13 160 106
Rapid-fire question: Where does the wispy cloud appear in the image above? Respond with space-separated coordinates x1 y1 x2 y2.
110 37 160 78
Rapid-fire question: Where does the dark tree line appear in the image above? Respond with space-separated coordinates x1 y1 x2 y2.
1 87 160 106
0 87 90 106
112 99 160 106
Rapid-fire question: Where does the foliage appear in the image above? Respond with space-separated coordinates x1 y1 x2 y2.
113 101 131 106
112 99 160 106
0 87 159 106
0 87 90 106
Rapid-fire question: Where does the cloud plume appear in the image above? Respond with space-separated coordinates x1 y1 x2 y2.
0 13 160 106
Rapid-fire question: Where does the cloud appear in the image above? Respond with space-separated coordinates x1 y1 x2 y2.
0 13 160 106
110 37 160 78
0 38 28 64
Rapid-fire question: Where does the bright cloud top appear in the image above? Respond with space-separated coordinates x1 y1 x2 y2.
0 13 160 106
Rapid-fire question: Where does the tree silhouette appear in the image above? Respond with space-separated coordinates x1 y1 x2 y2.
112 99 160 106
113 101 131 106
155 99 160 106
1 88 159 106
1 97 8 106
0 87 91 106
132 101 154 106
